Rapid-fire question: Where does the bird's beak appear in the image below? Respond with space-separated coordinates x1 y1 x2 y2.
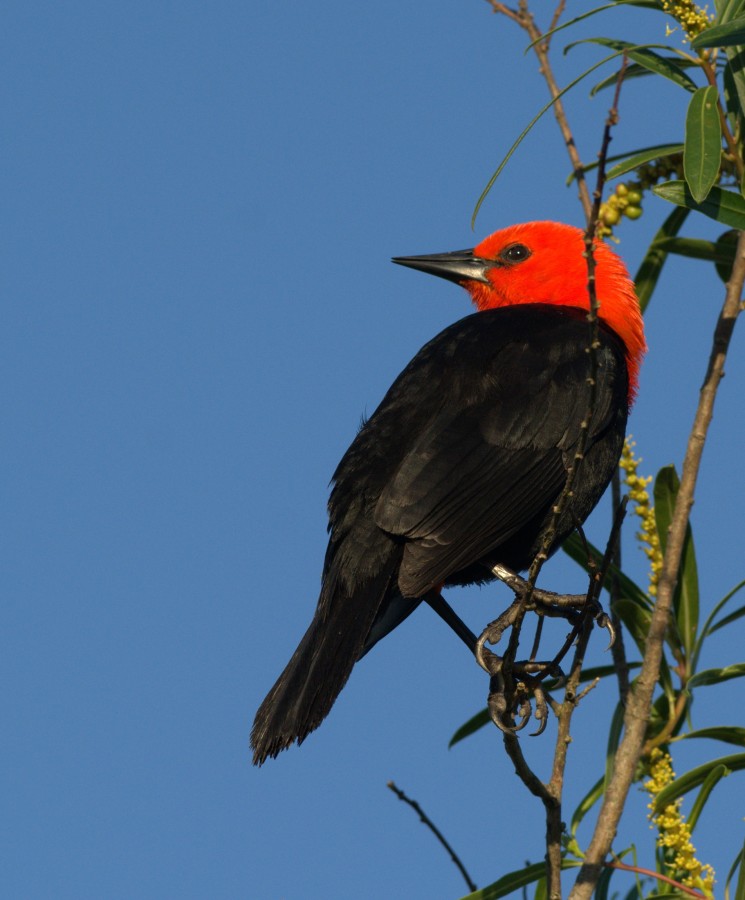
392 249 492 286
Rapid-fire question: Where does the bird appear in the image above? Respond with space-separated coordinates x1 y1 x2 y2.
251 220 645 765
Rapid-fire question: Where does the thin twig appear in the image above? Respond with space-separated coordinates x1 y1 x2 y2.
604 858 707 899
570 228 745 900
486 0 593 222
609 471 630 703
387 781 477 892
508 61 628 900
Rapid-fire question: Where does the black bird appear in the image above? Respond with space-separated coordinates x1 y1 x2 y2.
252 221 645 765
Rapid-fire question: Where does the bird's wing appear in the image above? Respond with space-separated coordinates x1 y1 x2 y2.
371 309 623 597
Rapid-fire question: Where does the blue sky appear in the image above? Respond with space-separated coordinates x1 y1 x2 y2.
4 2 745 898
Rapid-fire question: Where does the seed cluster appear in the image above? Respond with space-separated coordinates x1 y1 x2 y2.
619 438 662 596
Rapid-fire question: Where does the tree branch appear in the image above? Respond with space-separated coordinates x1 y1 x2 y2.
387 781 477 892
570 229 745 900
485 0 593 222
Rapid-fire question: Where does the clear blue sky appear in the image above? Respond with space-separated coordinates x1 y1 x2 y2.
4 2 745 898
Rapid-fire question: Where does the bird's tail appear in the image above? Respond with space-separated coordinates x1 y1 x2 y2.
251 544 402 765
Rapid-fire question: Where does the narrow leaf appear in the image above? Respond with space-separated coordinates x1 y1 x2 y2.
650 235 725 263
562 531 652 610
634 206 690 311
675 726 745 747
734 840 745 900
723 60 745 129
714 0 745 25
697 578 745 649
460 860 581 900
525 1 652 53
694 582 745 671
724 838 745 900
653 466 699 658
683 86 722 202
607 143 683 180
594 865 615 900
708 601 745 635
653 753 745 811
592 60 699 95
688 662 745 688
614 598 652 655
653 180 745 229
726 47 745 122
715 229 739 281
450 661 640 747
449 709 490 747
565 38 698 92
688 763 729 831
605 701 625 788
472 52 621 225
571 775 604 836
691 14 745 48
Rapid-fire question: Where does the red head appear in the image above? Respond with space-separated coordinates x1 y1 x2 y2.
393 221 646 402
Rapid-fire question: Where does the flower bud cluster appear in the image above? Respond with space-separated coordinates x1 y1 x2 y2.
644 749 715 895
661 0 713 42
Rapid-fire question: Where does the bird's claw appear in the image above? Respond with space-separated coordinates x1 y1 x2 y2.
477 569 615 738
594 609 615 650
486 665 554 736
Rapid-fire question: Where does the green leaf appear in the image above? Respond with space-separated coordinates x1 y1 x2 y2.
723 59 745 129
450 661 642 748
715 229 740 280
688 763 729 831
693 582 745 671
525 1 654 53
557 662 642 685
697 578 745 649
571 775 604 837
731 838 745 900
653 466 699 660
633 206 690 312
726 47 745 122
724 837 745 900
653 179 745 229
591 59 699 95
565 38 698 92
688 662 745 688
606 143 683 180
650 235 728 264
449 709 490 748
683 86 722 203
594 865 615 900
614 597 652 655
708 601 745 635
459 860 582 900
692 14 745 48
605 701 625 788
652 753 745 812
675 725 745 747
562 531 652 610
714 0 745 25
472 52 622 225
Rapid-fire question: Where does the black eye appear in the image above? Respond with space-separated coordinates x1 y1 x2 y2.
500 243 531 263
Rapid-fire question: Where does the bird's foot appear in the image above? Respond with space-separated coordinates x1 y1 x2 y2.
489 563 615 649
473 565 615 736
486 667 559 736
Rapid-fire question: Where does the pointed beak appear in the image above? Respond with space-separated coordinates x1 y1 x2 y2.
391 249 492 286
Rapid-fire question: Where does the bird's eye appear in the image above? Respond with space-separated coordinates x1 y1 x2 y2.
500 243 531 264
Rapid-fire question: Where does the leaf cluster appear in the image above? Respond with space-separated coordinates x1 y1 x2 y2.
453 1 745 896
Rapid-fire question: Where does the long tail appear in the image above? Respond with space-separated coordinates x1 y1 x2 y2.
251 543 403 765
